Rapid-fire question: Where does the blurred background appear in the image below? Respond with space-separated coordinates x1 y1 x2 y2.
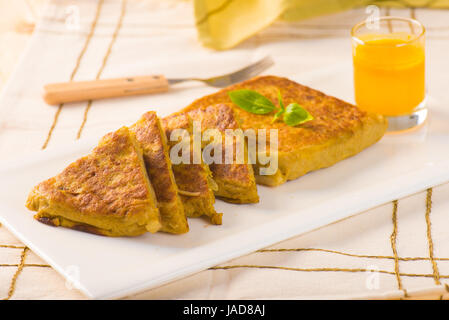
1 0 448 91
0 0 46 89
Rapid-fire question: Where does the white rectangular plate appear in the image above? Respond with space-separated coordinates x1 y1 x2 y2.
1 95 449 299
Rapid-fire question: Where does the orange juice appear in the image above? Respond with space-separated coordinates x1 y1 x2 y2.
353 33 425 116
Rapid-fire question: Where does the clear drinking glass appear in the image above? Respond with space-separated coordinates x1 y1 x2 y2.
352 17 426 132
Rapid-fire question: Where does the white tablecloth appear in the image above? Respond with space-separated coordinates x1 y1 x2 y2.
1 0 449 299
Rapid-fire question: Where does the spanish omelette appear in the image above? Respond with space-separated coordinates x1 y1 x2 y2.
161 113 222 225
182 76 388 186
131 112 189 234
26 127 161 236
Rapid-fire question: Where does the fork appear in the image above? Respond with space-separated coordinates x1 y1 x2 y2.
43 56 274 105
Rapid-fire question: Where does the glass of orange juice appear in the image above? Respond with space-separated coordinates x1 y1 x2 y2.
352 17 426 132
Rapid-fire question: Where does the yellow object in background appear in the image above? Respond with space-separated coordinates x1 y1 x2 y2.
353 33 425 116
194 0 449 50
194 0 284 50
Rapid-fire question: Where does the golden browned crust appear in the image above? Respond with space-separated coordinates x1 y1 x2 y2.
182 76 388 186
185 104 259 203
162 112 191 137
161 114 222 225
131 112 189 234
26 127 162 236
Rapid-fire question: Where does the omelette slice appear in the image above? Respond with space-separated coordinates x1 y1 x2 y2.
131 111 188 234
161 113 222 225
186 103 259 204
182 75 388 186
26 127 161 237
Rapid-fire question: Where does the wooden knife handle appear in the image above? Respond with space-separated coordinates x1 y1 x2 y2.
43 75 169 105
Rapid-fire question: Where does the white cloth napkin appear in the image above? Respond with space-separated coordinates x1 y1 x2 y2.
1 0 449 299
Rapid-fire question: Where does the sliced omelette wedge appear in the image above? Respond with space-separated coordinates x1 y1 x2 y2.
185 103 259 204
161 113 222 225
26 127 161 237
131 111 188 234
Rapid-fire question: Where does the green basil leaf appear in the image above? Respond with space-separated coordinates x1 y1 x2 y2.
271 109 284 123
228 89 276 115
271 90 285 123
277 89 285 111
283 103 314 127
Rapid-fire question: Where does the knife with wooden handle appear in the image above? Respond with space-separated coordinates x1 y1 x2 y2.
43 75 169 105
